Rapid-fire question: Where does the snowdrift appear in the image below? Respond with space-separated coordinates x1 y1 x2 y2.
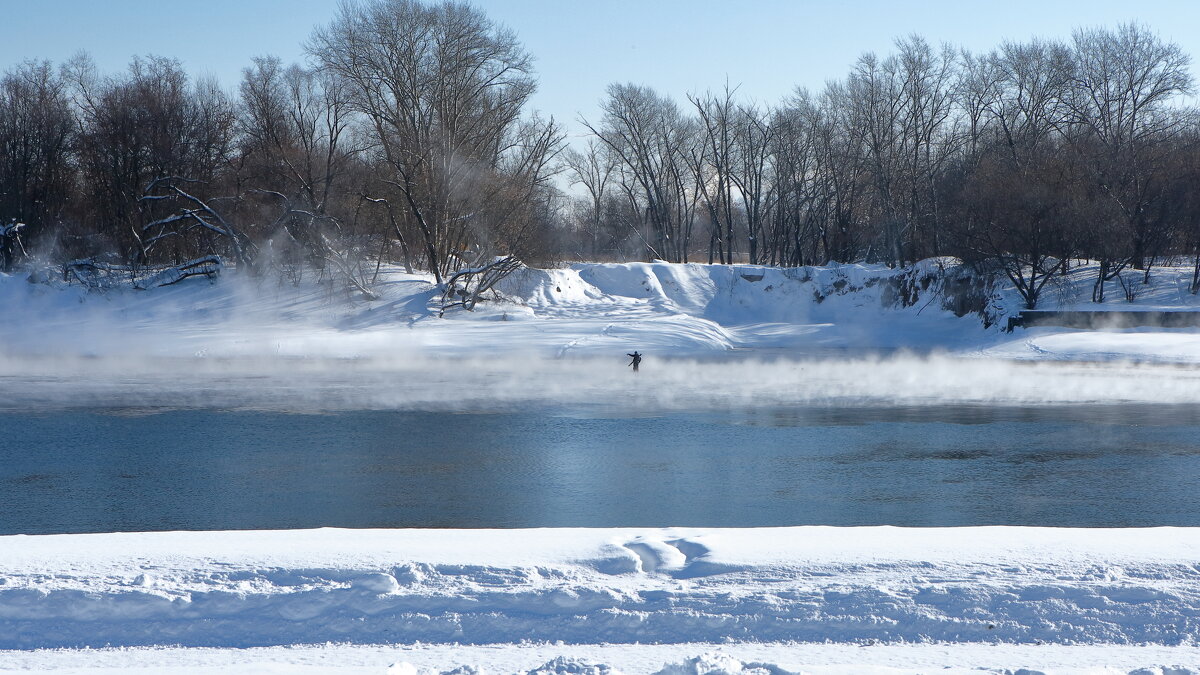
499 260 975 326
5 258 1200 366
3 527 1200 651
0 259 988 362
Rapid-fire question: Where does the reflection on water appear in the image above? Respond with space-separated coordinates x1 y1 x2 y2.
1 404 1199 534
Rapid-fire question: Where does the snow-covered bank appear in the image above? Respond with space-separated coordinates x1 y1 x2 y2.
5 259 1200 368
4 261 1200 413
3 527 1200 651
3 260 976 360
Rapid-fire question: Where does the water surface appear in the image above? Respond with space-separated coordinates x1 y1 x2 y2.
2 404 1198 533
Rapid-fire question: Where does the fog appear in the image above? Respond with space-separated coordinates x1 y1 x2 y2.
1 352 1197 414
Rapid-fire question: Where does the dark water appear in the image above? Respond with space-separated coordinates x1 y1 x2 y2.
3 404 1200 534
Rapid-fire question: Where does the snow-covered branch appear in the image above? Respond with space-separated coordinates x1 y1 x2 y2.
439 255 523 316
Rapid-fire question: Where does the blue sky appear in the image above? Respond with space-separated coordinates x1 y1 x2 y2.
2 0 1198 137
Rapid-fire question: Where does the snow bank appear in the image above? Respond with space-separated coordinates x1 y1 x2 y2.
2 527 1200 651
0 260 984 362
4 259 1200 366
5 259 1200 414
498 260 968 334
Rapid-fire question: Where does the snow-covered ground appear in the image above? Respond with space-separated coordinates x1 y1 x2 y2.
4 260 1200 673
3 260 1200 414
11 643 1200 675
6 259 1200 364
2 527 1200 674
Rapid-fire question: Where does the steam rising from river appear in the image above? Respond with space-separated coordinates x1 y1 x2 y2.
1 352 1197 413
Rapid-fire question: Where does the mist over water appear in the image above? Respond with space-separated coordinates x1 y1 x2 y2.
5 351 1200 532
2 353 1198 413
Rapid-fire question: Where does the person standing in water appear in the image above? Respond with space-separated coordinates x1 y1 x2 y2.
627 351 642 372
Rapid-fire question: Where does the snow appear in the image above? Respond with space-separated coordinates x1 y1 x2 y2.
2 527 1200 673
5 258 1200 365
5 260 1200 672
3 260 1200 415
6 643 1199 675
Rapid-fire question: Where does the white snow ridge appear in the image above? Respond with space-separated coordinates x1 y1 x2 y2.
2 527 1200 673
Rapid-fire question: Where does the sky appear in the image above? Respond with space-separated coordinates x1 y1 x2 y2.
1 0 1199 140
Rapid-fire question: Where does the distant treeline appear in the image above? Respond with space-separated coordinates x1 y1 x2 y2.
0 0 1197 306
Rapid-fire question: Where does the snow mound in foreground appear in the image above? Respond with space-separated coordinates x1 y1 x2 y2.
387 658 1200 675
7 641 1200 675
389 653 809 675
651 653 795 675
3 527 1200 650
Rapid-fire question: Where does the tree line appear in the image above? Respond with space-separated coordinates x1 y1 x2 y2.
0 0 565 293
0 0 1197 308
574 24 1200 307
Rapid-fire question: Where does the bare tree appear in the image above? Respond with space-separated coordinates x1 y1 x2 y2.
730 102 775 264
240 57 355 216
953 148 1076 309
813 84 872 263
843 36 958 266
563 138 616 258
586 83 697 262
67 54 237 264
845 51 905 265
140 176 253 268
1068 23 1193 283
438 254 522 315
982 39 1075 162
689 86 739 264
309 0 551 284
893 36 959 260
0 60 74 255
238 56 364 282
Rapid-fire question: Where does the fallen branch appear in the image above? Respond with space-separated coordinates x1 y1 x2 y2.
134 256 223 289
439 255 523 317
